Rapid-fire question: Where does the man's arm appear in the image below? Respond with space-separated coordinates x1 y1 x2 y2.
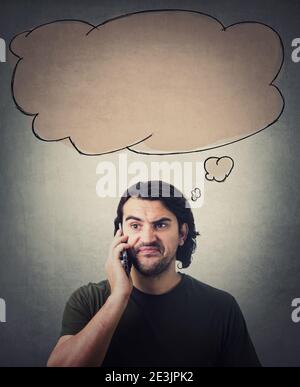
47 228 137 367
47 292 129 367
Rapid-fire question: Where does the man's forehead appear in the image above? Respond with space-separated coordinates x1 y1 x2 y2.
123 197 175 220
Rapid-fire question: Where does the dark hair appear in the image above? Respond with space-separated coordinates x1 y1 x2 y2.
114 180 200 269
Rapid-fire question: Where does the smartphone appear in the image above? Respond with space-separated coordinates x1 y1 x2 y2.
118 223 132 277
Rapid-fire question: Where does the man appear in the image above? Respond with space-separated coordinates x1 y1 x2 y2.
47 180 261 367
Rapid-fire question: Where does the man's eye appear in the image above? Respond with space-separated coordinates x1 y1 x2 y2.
155 223 167 229
130 224 140 230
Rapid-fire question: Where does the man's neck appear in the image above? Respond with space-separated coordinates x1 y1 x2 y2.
131 269 182 295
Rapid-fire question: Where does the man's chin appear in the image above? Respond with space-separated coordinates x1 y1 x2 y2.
134 265 163 277
132 257 159 272
132 255 173 277
135 257 160 270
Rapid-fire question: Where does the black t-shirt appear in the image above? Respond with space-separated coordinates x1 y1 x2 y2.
60 272 261 367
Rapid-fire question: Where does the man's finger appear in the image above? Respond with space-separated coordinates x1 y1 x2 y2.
111 234 128 249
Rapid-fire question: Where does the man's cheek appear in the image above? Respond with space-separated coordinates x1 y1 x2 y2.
128 235 140 248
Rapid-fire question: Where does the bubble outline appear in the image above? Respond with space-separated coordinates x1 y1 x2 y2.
9 9 285 156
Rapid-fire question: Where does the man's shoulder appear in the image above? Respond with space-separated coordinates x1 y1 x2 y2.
184 273 236 307
68 279 111 304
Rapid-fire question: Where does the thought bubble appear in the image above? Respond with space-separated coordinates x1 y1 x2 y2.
204 156 234 182
10 10 284 155
191 188 202 202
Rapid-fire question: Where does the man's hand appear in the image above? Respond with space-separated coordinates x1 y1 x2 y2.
105 229 137 299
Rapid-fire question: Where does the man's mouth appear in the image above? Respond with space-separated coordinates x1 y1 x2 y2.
137 247 160 255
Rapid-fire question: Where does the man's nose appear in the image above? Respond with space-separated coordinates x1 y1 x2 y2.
140 225 157 244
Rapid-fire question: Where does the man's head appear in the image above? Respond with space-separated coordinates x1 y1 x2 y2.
114 181 199 277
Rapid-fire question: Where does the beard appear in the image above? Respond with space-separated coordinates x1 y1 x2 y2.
129 243 175 278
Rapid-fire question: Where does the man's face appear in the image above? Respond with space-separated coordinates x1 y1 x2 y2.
122 197 186 277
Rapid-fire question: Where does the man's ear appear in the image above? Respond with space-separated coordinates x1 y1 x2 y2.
179 223 188 246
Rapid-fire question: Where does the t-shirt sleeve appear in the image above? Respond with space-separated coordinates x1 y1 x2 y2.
219 297 262 367
60 286 93 337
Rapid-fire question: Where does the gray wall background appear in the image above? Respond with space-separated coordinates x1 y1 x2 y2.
0 0 300 367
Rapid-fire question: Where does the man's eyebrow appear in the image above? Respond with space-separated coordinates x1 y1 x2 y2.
152 217 172 224
124 216 172 223
125 216 143 222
